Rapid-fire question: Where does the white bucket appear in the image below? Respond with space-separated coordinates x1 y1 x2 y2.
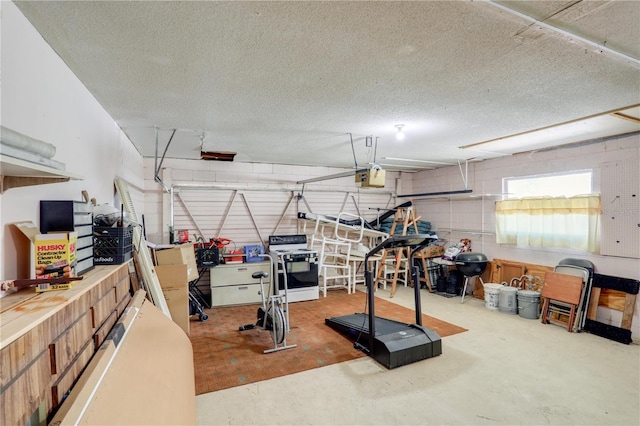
498 286 518 315
483 283 502 311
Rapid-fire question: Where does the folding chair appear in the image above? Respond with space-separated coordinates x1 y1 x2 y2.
540 271 584 332
554 258 594 332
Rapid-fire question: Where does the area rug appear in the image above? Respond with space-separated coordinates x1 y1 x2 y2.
190 290 466 395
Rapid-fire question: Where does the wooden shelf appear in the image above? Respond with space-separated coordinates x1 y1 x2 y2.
0 154 83 193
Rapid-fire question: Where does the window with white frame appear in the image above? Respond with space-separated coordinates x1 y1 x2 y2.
503 170 593 198
496 170 600 251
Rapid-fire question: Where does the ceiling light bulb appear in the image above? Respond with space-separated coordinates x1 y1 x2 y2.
395 124 405 141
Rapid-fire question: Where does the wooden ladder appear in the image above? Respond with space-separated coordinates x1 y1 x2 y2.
374 206 427 297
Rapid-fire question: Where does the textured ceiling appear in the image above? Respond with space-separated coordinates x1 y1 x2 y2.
14 1 640 170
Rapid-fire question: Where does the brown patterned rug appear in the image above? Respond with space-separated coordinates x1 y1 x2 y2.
190 290 466 395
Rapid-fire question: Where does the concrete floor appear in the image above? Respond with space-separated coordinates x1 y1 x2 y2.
195 285 640 425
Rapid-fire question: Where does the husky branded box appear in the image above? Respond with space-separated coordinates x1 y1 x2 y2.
35 232 78 279
14 222 77 279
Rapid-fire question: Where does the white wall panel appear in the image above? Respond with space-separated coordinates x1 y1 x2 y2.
143 158 400 250
600 159 640 258
410 136 640 337
0 2 143 279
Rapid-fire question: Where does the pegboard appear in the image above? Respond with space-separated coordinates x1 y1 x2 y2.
600 160 640 258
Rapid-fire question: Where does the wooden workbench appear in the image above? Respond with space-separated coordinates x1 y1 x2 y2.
1 263 195 425
1 264 131 425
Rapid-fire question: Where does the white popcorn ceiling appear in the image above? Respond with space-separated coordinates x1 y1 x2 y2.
14 1 640 170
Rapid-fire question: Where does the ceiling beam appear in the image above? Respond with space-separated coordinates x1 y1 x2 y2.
296 169 367 185
484 0 640 68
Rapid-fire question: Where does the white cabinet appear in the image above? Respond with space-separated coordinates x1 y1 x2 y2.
210 261 271 307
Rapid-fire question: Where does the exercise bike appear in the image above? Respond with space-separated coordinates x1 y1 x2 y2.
239 255 296 354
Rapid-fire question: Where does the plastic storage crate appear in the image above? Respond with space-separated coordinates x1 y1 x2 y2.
93 226 133 264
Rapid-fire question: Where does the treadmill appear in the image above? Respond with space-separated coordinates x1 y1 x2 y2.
325 234 442 369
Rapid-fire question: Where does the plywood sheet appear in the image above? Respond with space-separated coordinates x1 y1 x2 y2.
598 288 628 311
77 301 196 425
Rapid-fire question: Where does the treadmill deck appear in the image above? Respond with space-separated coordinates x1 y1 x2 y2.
325 312 442 369
325 313 409 337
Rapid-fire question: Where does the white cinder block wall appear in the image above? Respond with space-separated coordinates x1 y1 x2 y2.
143 136 639 338
142 158 406 248
412 135 640 337
0 1 144 279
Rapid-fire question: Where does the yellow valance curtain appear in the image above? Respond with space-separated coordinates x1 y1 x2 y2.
495 195 601 251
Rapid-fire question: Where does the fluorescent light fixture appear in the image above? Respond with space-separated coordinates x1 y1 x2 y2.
376 163 435 170
382 157 455 165
398 189 473 198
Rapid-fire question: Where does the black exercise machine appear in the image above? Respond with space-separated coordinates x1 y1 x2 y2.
325 234 442 369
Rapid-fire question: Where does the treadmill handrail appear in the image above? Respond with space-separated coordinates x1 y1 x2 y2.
365 234 437 260
365 235 434 353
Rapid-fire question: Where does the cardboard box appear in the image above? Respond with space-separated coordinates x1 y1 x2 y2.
155 244 198 282
419 245 445 258
35 232 77 278
15 221 77 279
155 264 189 336
355 168 386 188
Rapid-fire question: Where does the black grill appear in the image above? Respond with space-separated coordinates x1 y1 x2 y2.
455 252 488 277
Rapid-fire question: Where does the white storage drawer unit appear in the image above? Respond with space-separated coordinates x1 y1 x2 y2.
210 261 271 307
